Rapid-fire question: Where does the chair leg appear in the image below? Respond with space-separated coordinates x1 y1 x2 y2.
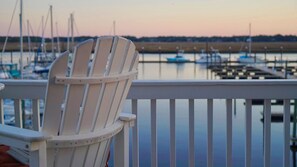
114 123 129 167
29 141 47 167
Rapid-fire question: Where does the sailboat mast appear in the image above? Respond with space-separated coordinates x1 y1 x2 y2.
113 20 116 36
50 5 54 58
56 22 61 54
20 0 23 79
67 17 70 51
71 13 74 52
27 20 31 53
41 16 45 54
248 23 252 56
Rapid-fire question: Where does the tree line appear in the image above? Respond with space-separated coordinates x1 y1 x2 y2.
1 34 297 43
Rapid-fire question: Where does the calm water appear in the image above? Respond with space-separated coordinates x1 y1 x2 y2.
123 100 293 167
137 52 297 80
2 52 297 166
1 52 297 78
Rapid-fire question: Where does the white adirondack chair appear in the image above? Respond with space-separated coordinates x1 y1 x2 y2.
0 36 139 167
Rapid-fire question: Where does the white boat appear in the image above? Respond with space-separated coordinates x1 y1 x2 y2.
195 49 227 64
238 53 265 64
0 71 12 79
167 50 190 63
237 23 264 64
22 63 46 79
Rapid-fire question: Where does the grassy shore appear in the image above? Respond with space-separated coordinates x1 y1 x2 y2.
1 42 297 53
135 42 297 53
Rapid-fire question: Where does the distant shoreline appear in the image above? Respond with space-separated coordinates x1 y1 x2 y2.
1 42 297 53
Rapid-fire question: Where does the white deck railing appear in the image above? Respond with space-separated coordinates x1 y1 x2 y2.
0 80 297 167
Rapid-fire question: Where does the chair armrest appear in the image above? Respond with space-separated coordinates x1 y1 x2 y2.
119 113 136 127
0 124 50 142
0 124 50 152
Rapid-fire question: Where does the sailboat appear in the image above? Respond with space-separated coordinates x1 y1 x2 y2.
0 0 23 79
237 23 264 64
24 5 57 79
1 1 57 79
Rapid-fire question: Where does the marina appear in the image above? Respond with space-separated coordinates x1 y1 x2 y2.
1 51 297 81
0 52 296 166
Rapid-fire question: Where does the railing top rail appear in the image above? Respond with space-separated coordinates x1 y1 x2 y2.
0 79 47 99
132 79 297 86
129 79 297 99
0 79 297 99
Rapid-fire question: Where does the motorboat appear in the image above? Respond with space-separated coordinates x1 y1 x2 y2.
167 50 190 63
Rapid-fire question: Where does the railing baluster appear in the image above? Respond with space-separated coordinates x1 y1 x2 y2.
151 99 157 167
207 99 213 167
245 99 252 167
14 99 23 128
0 99 4 124
32 99 40 131
170 99 176 167
226 99 232 167
188 99 195 167
264 99 271 167
283 99 290 167
132 99 139 167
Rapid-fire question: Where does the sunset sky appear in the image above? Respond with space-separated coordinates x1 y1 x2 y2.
0 0 297 37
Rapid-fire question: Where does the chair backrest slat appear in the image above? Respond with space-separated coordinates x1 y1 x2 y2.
113 52 139 123
92 37 132 131
59 39 94 135
105 47 138 127
42 51 69 135
78 37 113 134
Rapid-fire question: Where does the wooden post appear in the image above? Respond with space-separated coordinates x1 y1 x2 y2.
193 47 197 61
10 52 13 63
206 41 209 66
228 46 231 65
141 47 144 62
158 46 161 63
280 46 283 64
285 60 288 79
264 46 267 62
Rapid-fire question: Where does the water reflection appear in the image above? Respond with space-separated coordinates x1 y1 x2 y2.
138 63 218 80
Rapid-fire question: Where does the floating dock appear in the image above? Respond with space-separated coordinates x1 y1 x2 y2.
208 65 284 79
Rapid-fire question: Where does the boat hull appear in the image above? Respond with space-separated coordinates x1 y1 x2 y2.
238 55 265 64
167 57 189 63
195 56 227 64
